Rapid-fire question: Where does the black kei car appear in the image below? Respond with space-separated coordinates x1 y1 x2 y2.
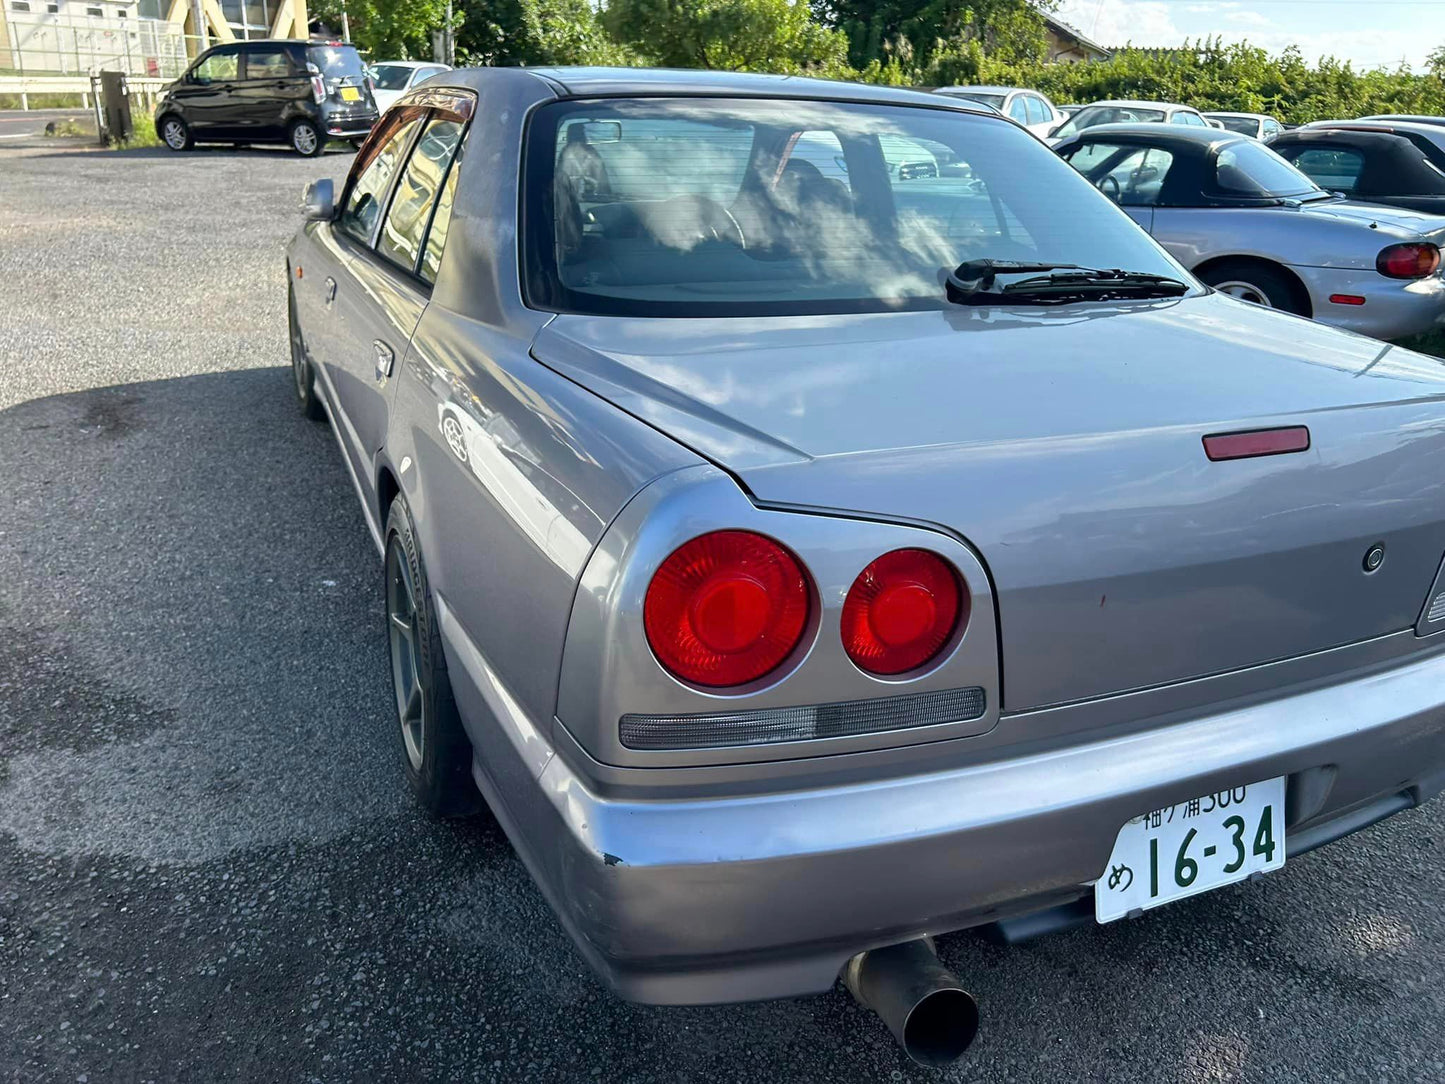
155 39 379 157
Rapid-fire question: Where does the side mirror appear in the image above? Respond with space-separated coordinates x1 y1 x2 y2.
301 178 335 221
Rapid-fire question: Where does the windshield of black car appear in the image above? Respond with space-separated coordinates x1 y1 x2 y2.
952 92 1005 109
370 64 413 90
1213 140 1322 198
1212 116 1259 136
1052 106 1166 138
523 98 1190 317
308 45 366 79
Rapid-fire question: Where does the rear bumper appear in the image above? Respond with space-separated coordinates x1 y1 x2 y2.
440 595 1445 1005
1292 263 1445 339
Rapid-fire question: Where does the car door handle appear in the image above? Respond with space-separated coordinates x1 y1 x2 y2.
373 340 395 381
324 276 336 306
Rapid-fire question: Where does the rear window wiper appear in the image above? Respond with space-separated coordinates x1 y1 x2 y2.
945 259 1190 305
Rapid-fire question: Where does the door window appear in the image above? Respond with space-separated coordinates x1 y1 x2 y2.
193 47 239 83
1284 147 1365 193
242 46 292 79
1069 144 1175 206
1008 96 1029 124
1171 111 1208 127
338 112 423 245
1024 96 1049 126
378 117 465 273
420 152 461 284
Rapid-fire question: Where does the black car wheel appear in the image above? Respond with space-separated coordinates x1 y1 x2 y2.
289 119 324 157
288 285 325 421
384 495 483 818
1198 260 1308 315
159 115 192 151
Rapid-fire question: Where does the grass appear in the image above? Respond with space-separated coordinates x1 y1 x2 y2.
43 116 89 138
0 92 88 109
1396 330 1445 360
108 113 161 149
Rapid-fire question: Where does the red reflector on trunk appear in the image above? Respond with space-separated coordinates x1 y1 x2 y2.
1203 427 1310 462
1328 294 1365 306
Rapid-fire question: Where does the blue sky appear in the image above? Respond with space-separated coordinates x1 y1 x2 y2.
1053 0 1445 71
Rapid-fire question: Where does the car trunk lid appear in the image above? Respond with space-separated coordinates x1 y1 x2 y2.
532 295 1445 710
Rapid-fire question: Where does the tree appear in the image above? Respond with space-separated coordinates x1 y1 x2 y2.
1429 45 1445 81
816 0 1050 74
309 0 452 59
602 0 851 74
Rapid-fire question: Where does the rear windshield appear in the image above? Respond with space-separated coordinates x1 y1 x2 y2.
1212 116 1260 137
1213 140 1321 198
308 45 366 79
1053 105 1166 138
370 63 413 90
522 97 1187 317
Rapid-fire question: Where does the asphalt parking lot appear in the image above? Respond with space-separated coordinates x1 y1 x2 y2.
6 134 1445 1084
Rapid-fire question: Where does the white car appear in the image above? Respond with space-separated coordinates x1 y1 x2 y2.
1048 99 1210 144
1203 112 1284 141
368 60 453 113
932 85 1064 139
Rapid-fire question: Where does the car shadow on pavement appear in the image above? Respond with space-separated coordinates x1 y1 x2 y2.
0 367 1439 1082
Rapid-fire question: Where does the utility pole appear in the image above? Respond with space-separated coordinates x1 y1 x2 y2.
190 0 207 55
340 0 350 41
445 0 453 64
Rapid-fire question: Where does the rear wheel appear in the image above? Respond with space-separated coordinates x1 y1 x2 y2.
384 496 483 818
159 114 192 151
288 285 325 421
1197 260 1307 315
289 119 324 157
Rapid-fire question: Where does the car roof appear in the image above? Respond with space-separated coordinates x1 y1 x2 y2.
371 59 447 68
1054 122 1243 147
1301 119 1445 147
438 66 1001 116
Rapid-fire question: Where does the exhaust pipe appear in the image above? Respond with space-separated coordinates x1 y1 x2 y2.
843 937 979 1066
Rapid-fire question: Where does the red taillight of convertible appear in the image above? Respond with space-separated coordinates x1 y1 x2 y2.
1376 242 1441 280
643 530 811 688
841 549 966 676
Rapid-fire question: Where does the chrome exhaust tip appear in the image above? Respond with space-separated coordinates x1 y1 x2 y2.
843 937 979 1067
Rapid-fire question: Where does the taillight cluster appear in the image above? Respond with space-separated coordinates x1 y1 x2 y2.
1377 242 1441 280
642 531 967 688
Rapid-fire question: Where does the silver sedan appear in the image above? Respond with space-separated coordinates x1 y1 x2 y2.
1055 123 1445 338
287 68 1445 1065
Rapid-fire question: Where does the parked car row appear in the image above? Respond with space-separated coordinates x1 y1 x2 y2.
286 67 1445 1068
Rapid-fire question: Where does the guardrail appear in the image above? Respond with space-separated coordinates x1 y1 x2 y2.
0 72 167 110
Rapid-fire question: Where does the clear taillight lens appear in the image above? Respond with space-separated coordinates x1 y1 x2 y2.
643 531 811 688
1377 242 1441 279
841 549 965 675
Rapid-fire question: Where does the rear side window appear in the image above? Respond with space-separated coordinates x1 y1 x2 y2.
1172 111 1207 127
420 154 460 284
338 114 422 245
243 46 292 79
1284 146 1365 193
378 118 465 274
1008 96 1028 124
1025 96 1049 125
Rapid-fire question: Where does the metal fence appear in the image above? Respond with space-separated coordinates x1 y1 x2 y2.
3 11 197 79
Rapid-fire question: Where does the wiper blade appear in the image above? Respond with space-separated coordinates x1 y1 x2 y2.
945 259 1189 306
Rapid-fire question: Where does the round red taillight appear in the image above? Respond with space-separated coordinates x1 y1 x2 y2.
643 530 811 688
841 549 966 675
1377 242 1441 280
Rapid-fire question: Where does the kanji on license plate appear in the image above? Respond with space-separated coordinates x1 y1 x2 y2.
1096 777 1285 923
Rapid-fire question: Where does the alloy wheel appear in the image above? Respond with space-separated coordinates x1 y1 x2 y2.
386 539 426 773
162 119 186 149
1213 280 1272 307
292 124 319 155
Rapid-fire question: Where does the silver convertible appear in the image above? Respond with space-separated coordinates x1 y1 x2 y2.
1054 123 1445 339
287 68 1445 1064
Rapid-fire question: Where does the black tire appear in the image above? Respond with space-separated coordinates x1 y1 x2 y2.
289 118 324 157
1197 259 1308 315
287 285 326 421
384 496 483 818
158 114 192 151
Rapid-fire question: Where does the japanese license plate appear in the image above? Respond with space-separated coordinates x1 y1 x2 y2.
340 86 361 102
1095 777 1285 923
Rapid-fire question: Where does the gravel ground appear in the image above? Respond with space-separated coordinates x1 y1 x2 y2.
5 134 1445 1084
